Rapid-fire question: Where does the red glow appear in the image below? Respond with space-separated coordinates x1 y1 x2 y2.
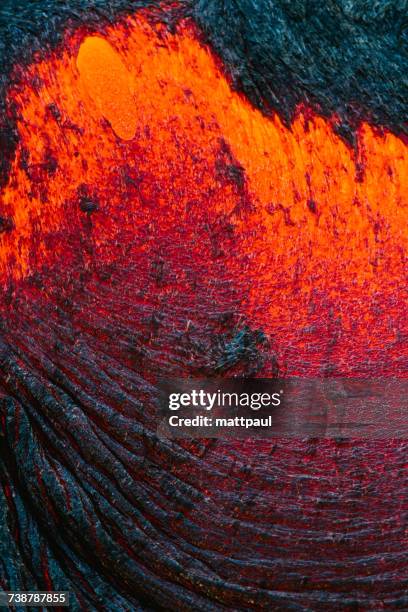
1 13 407 376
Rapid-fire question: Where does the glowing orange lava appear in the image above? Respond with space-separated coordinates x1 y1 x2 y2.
76 36 137 140
1 12 407 374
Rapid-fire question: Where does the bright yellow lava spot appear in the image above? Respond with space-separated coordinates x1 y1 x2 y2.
77 36 137 140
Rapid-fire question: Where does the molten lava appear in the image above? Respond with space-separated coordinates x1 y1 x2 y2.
1 13 407 376
1 9 407 610
76 36 137 141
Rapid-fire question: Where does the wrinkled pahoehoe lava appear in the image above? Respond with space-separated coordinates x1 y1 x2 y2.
1 2 408 610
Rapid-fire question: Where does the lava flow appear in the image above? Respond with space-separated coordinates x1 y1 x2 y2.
0 9 407 611
1 12 407 375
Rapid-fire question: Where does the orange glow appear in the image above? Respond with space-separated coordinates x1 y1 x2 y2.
77 36 137 140
1 13 407 374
